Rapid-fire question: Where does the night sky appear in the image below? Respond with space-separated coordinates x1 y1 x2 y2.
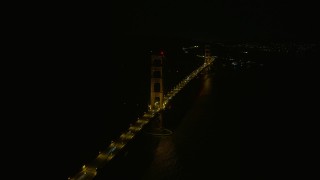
111 0 319 43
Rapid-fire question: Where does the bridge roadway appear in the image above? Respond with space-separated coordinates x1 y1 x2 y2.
68 58 214 180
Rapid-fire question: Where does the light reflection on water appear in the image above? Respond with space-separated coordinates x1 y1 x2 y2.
142 136 182 180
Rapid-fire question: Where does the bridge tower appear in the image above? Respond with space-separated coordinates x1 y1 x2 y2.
204 44 211 64
150 52 164 128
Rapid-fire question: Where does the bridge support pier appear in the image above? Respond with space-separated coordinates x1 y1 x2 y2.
204 44 213 72
145 52 172 136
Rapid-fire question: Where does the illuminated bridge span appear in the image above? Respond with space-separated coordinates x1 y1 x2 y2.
69 49 215 180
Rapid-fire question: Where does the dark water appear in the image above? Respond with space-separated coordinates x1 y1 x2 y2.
13 41 318 180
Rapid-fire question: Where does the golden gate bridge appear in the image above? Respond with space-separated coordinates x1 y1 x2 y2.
69 45 215 180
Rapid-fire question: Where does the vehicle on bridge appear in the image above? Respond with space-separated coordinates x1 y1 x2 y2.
81 165 97 176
